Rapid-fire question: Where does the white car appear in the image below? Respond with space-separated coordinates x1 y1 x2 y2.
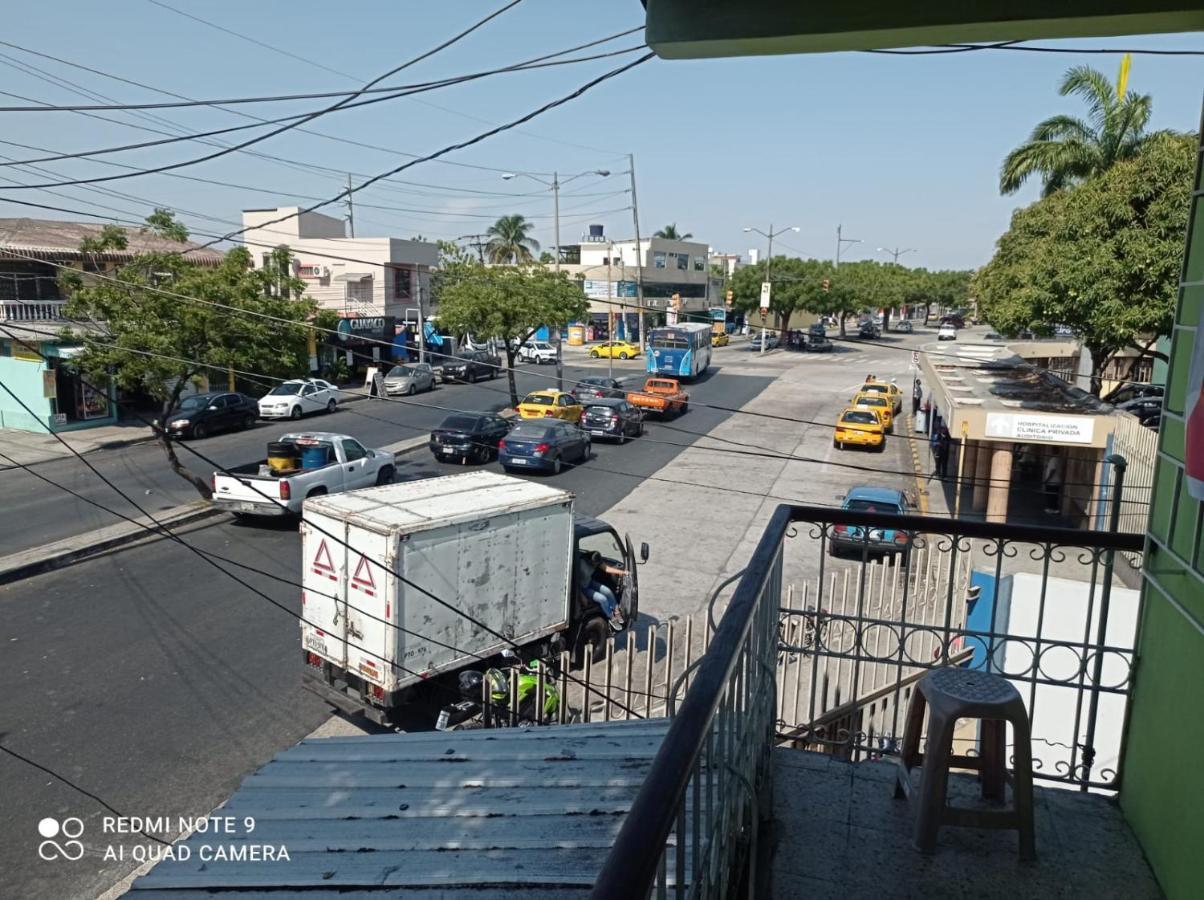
937 324 957 342
258 380 338 419
520 341 556 365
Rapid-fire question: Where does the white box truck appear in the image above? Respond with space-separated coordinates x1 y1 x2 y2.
299 471 645 724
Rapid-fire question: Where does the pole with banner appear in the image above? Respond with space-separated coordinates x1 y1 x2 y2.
759 281 771 355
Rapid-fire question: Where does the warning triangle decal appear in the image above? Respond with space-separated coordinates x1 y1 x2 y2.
351 555 376 596
311 539 337 581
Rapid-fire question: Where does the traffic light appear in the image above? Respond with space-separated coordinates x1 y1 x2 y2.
821 278 830 292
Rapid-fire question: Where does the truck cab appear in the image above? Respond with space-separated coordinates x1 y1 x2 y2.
568 516 648 663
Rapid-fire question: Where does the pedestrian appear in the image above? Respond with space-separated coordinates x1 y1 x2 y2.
935 425 951 477
912 379 922 416
1043 447 1065 514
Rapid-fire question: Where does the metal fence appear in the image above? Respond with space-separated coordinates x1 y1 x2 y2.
590 503 1144 899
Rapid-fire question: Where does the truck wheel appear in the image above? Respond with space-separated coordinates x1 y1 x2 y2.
573 616 611 667
376 466 395 485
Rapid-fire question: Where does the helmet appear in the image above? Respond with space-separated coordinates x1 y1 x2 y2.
485 667 509 703
458 669 484 701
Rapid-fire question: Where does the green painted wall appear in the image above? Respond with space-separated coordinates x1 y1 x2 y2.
1120 125 1204 900
0 350 52 431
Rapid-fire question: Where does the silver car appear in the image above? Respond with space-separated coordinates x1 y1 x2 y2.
383 363 435 396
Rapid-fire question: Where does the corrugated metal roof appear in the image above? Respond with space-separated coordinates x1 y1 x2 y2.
0 217 224 264
128 719 669 896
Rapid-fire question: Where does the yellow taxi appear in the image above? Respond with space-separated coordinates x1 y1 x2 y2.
859 379 903 413
851 391 894 432
517 390 583 424
711 331 730 347
589 340 641 360
834 406 886 451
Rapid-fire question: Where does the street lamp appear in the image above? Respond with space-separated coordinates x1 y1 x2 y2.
744 224 799 355
877 246 916 264
835 224 861 268
502 169 611 390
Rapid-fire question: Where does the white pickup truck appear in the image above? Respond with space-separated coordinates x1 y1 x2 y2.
211 432 396 517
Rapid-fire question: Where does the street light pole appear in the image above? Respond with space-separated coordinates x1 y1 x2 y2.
744 223 799 356
607 243 614 381
877 245 916 264
628 154 646 354
835 224 861 268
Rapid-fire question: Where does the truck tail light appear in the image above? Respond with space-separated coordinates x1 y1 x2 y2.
371 685 385 700
306 652 322 668
534 443 550 455
280 480 291 501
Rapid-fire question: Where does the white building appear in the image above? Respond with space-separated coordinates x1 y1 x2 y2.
241 207 438 321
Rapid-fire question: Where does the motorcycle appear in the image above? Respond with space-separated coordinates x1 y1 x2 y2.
436 651 561 731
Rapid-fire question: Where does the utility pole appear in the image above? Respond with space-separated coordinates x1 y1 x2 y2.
416 280 426 365
835 224 861 268
345 174 355 238
629 154 646 353
457 234 488 264
607 243 614 381
877 245 917 265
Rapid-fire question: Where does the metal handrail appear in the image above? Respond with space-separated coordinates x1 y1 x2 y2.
591 502 1145 898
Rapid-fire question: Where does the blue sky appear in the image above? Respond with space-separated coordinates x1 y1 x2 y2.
0 1 1201 271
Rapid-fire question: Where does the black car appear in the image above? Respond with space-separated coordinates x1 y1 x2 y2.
581 398 644 442
857 321 880 339
573 377 624 402
440 350 501 383
1118 397 1163 421
429 412 512 464
940 314 966 328
805 324 833 352
1108 383 1164 406
163 392 258 439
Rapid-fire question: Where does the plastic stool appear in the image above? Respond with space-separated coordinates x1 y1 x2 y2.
894 666 1036 860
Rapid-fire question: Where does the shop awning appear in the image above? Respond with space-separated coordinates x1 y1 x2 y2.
333 272 373 282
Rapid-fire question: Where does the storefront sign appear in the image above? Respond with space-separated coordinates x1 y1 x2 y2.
985 412 1094 444
335 316 395 343
13 340 41 362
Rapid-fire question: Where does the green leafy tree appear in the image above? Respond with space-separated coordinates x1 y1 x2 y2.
436 267 588 405
61 212 313 498
653 223 692 240
978 132 1193 394
485 214 540 264
1000 63 1156 196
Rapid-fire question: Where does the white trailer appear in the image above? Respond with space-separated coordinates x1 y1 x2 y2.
299 471 643 724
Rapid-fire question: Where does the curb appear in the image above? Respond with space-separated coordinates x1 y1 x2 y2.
0 438 432 584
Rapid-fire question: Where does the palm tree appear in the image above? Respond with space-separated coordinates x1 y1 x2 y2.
485 214 540 264
653 223 693 240
1000 63 1154 197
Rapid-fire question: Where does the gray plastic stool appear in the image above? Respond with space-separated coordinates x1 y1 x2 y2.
894 666 1036 860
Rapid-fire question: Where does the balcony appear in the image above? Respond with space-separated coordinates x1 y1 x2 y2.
0 299 68 322
592 501 1158 898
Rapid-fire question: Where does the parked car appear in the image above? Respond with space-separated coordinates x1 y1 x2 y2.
164 391 259 439
937 323 957 341
439 349 501 383
1118 397 1164 420
429 412 512 464
517 390 583 424
833 407 886 452
499 420 591 475
581 398 644 442
1108 383 1164 406
859 380 903 413
851 391 894 432
590 340 640 360
829 486 914 561
258 379 338 419
383 363 436 396
519 341 556 365
805 324 833 353
940 314 966 328
857 321 881 339
573 376 624 402
894 320 913 334
711 331 730 347
748 332 779 351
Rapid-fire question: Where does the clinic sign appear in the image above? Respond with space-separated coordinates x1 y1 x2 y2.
985 412 1094 444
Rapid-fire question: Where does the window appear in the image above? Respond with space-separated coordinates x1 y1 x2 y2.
559 395 574 406
653 251 667 269
303 384 318 396
578 529 624 564
342 439 367 461
693 256 706 271
389 266 412 301
674 253 688 271
345 279 373 307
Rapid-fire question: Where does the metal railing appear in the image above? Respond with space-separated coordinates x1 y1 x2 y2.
0 299 68 322
592 501 1144 899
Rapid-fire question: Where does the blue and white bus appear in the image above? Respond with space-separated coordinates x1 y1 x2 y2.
646 322 713 379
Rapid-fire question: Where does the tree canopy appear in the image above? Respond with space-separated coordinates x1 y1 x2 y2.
62 212 314 498
653 223 692 240
1000 62 1156 196
485 214 539 264
436 266 588 405
977 131 1194 393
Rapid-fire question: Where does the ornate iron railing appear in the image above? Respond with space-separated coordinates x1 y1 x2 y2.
591 501 1144 899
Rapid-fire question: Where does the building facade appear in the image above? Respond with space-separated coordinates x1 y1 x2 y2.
0 218 222 433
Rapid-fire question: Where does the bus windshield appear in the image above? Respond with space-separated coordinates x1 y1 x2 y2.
651 333 689 349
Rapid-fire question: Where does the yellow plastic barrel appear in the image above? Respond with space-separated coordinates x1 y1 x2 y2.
267 440 299 473
567 325 586 346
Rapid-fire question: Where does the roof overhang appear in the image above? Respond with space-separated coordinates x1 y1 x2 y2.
642 1 1204 59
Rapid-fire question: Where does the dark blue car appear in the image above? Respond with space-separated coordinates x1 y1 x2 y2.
499 420 591 475
829 486 913 561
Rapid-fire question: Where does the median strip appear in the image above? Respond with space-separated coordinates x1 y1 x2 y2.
0 436 431 584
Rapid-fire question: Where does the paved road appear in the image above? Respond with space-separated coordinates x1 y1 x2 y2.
0 358 772 900
0 360 644 557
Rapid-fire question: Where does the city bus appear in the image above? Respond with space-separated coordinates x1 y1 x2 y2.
645 322 713 379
